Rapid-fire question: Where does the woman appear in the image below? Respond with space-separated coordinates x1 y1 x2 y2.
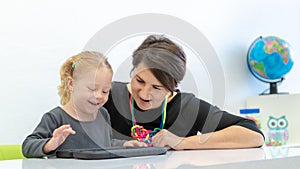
104 35 264 150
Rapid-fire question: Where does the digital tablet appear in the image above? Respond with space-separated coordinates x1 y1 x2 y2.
56 146 168 160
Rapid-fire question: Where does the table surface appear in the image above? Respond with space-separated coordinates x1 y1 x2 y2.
1 146 300 169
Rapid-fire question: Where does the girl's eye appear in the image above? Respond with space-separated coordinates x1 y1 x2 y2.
102 91 109 94
88 87 96 91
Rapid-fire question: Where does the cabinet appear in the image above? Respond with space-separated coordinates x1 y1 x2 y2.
247 94 300 146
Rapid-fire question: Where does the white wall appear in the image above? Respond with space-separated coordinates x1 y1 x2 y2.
0 0 299 144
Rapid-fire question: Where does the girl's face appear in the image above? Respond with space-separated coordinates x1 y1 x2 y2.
71 67 112 119
131 63 169 110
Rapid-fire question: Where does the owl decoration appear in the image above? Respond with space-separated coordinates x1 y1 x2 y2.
268 146 289 158
266 115 289 146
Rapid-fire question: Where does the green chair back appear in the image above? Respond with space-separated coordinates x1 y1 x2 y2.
0 145 25 160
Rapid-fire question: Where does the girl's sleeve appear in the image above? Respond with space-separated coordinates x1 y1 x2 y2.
22 113 58 158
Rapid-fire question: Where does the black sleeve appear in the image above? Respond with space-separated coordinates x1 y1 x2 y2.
188 96 264 139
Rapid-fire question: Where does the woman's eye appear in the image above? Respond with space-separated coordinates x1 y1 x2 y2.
102 91 109 94
136 78 144 83
153 86 161 90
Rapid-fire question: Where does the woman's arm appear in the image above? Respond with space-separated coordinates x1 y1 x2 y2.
152 94 264 150
182 125 264 149
152 126 264 150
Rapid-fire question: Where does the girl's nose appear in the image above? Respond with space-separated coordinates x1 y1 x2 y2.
94 91 103 99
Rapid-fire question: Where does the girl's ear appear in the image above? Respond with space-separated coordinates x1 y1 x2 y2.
67 76 73 91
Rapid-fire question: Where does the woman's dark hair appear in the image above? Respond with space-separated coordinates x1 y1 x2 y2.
132 35 186 94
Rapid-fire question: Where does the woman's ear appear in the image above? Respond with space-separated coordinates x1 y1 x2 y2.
67 76 73 91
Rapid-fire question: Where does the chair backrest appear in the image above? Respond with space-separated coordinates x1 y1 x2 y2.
0 144 25 160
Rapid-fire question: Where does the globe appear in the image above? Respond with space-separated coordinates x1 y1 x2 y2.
247 36 294 94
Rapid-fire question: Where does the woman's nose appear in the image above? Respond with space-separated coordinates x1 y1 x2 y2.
139 86 151 99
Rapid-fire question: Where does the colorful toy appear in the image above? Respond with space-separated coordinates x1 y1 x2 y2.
246 116 262 129
130 95 167 146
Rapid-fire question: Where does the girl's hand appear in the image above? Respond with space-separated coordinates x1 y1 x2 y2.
123 140 147 147
43 124 76 153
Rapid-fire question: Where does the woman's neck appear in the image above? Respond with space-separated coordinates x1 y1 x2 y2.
126 83 132 94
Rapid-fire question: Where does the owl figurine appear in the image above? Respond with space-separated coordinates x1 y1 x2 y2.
266 116 289 146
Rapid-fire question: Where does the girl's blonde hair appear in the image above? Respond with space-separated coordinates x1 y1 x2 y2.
58 51 113 105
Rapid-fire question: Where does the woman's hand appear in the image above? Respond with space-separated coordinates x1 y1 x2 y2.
152 129 185 150
123 140 147 147
43 124 76 153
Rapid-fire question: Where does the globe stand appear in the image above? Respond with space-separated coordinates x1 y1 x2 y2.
270 82 278 94
259 78 289 95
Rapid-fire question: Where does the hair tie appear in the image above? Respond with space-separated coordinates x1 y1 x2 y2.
72 62 76 68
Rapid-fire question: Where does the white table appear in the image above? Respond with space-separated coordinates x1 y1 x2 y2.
1 146 300 169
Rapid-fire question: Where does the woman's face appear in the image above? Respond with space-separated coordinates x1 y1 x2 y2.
131 62 169 110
